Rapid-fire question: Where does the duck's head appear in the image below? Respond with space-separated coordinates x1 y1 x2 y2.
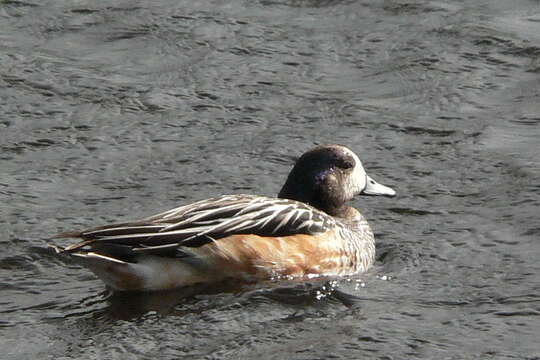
278 144 395 217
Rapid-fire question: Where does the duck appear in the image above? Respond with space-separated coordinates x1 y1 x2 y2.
50 144 395 292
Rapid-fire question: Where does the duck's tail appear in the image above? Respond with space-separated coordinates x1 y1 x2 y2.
48 243 213 292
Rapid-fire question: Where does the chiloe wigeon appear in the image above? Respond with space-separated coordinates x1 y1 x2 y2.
50 144 395 291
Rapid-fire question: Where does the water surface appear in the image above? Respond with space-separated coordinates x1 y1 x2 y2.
1 0 539 359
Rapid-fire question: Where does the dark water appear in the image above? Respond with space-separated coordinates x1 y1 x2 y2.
2 0 540 358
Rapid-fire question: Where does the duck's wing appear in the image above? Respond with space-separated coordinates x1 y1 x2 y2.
53 194 335 255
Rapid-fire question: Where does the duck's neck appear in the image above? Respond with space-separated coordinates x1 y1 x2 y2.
278 184 350 218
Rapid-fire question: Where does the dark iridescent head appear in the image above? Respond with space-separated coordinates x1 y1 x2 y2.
278 145 395 217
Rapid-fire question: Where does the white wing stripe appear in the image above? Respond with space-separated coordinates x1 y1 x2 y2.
161 202 249 232
272 209 298 233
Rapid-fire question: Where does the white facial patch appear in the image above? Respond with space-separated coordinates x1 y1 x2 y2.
341 147 367 199
340 146 395 198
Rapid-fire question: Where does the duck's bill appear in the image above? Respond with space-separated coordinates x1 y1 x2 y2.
362 175 396 197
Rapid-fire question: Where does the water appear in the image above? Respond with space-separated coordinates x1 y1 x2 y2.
1 0 539 358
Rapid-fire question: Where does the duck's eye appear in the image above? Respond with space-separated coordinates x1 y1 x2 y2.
340 159 354 169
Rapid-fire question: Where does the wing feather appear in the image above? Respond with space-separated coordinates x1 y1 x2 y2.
58 195 335 253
